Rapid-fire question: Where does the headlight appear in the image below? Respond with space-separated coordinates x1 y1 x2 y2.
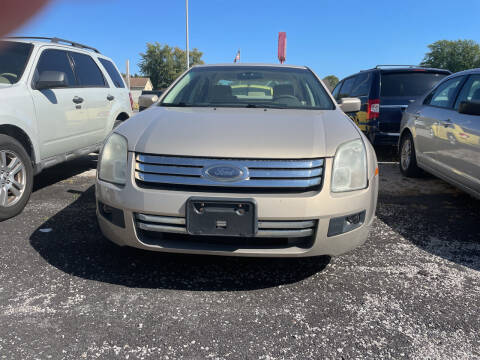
331 139 367 192
98 133 128 185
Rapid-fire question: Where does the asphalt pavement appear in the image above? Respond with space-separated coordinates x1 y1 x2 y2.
0 151 479 359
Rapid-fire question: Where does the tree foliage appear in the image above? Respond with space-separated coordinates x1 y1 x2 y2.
138 42 204 89
322 75 339 91
421 40 480 73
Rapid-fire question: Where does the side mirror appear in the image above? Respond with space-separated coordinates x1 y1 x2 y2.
458 100 480 116
339 97 361 113
36 71 67 90
138 94 159 110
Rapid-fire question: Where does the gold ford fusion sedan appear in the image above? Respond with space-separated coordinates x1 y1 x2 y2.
96 64 379 257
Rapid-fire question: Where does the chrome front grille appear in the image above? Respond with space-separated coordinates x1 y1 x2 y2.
135 213 317 238
135 154 324 192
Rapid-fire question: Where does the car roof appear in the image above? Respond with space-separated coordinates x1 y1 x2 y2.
1 37 105 58
192 63 309 70
445 68 480 76
358 67 450 74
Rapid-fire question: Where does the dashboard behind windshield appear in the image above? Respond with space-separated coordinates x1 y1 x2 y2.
161 66 335 110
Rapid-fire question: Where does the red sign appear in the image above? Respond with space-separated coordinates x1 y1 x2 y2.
278 32 287 64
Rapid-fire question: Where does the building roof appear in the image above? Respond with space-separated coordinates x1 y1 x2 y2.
124 77 151 88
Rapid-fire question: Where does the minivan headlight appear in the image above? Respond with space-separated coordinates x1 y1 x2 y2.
331 139 367 192
98 133 128 185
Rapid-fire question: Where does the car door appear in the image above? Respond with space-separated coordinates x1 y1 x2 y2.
413 76 465 167
445 74 480 191
98 57 130 131
30 48 88 160
68 51 112 147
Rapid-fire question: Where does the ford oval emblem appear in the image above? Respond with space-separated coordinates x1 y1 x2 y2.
202 164 248 182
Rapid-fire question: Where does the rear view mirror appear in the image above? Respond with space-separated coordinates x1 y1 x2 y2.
458 101 480 116
36 71 67 90
138 94 159 110
339 97 361 113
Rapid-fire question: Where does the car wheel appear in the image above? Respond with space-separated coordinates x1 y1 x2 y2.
399 132 421 177
447 133 456 145
0 134 34 221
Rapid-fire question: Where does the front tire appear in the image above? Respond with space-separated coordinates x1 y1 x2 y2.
0 135 34 221
399 132 421 177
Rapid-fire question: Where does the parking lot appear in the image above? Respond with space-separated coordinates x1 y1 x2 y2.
0 149 479 359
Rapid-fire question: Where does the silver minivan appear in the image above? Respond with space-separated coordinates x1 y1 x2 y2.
399 68 480 199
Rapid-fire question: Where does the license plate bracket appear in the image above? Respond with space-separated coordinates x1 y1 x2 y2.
186 197 257 237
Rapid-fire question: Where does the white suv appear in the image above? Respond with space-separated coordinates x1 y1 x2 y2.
0 37 133 220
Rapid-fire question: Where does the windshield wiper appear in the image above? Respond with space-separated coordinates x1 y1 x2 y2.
161 102 190 107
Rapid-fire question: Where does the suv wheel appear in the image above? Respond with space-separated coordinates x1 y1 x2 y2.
399 132 421 177
0 135 33 221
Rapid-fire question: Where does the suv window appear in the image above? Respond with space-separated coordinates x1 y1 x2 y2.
338 77 355 98
34 49 76 87
454 75 480 110
69 52 105 87
351 72 371 97
426 76 464 108
381 72 448 97
99 58 125 88
0 41 33 85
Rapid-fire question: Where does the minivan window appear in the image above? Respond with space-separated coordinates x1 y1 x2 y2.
381 72 448 97
34 49 76 87
161 66 335 110
0 41 33 85
351 72 371 97
426 76 464 108
69 52 106 87
338 77 355 98
99 58 125 88
331 81 342 99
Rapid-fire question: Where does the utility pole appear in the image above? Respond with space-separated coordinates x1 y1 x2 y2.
126 59 130 89
186 0 189 70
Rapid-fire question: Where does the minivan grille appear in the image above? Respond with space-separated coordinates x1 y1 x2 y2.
134 154 324 192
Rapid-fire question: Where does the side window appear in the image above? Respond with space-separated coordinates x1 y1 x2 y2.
454 75 480 109
99 58 125 88
331 81 342 99
426 77 464 108
351 72 371 97
338 77 355 98
69 52 106 87
34 49 76 87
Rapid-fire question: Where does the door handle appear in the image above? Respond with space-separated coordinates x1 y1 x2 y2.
107 95 115 101
72 96 84 104
440 119 453 127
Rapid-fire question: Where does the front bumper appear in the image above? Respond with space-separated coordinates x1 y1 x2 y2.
96 156 379 257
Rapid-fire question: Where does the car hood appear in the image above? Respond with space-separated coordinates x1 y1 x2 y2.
115 106 361 158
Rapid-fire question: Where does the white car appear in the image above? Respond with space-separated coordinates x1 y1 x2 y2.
96 64 379 258
0 37 133 220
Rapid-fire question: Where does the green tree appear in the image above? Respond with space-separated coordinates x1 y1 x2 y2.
322 75 339 91
138 42 204 89
421 40 480 73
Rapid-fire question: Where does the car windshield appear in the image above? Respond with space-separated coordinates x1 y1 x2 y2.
160 66 335 110
380 71 448 97
0 41 33 85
